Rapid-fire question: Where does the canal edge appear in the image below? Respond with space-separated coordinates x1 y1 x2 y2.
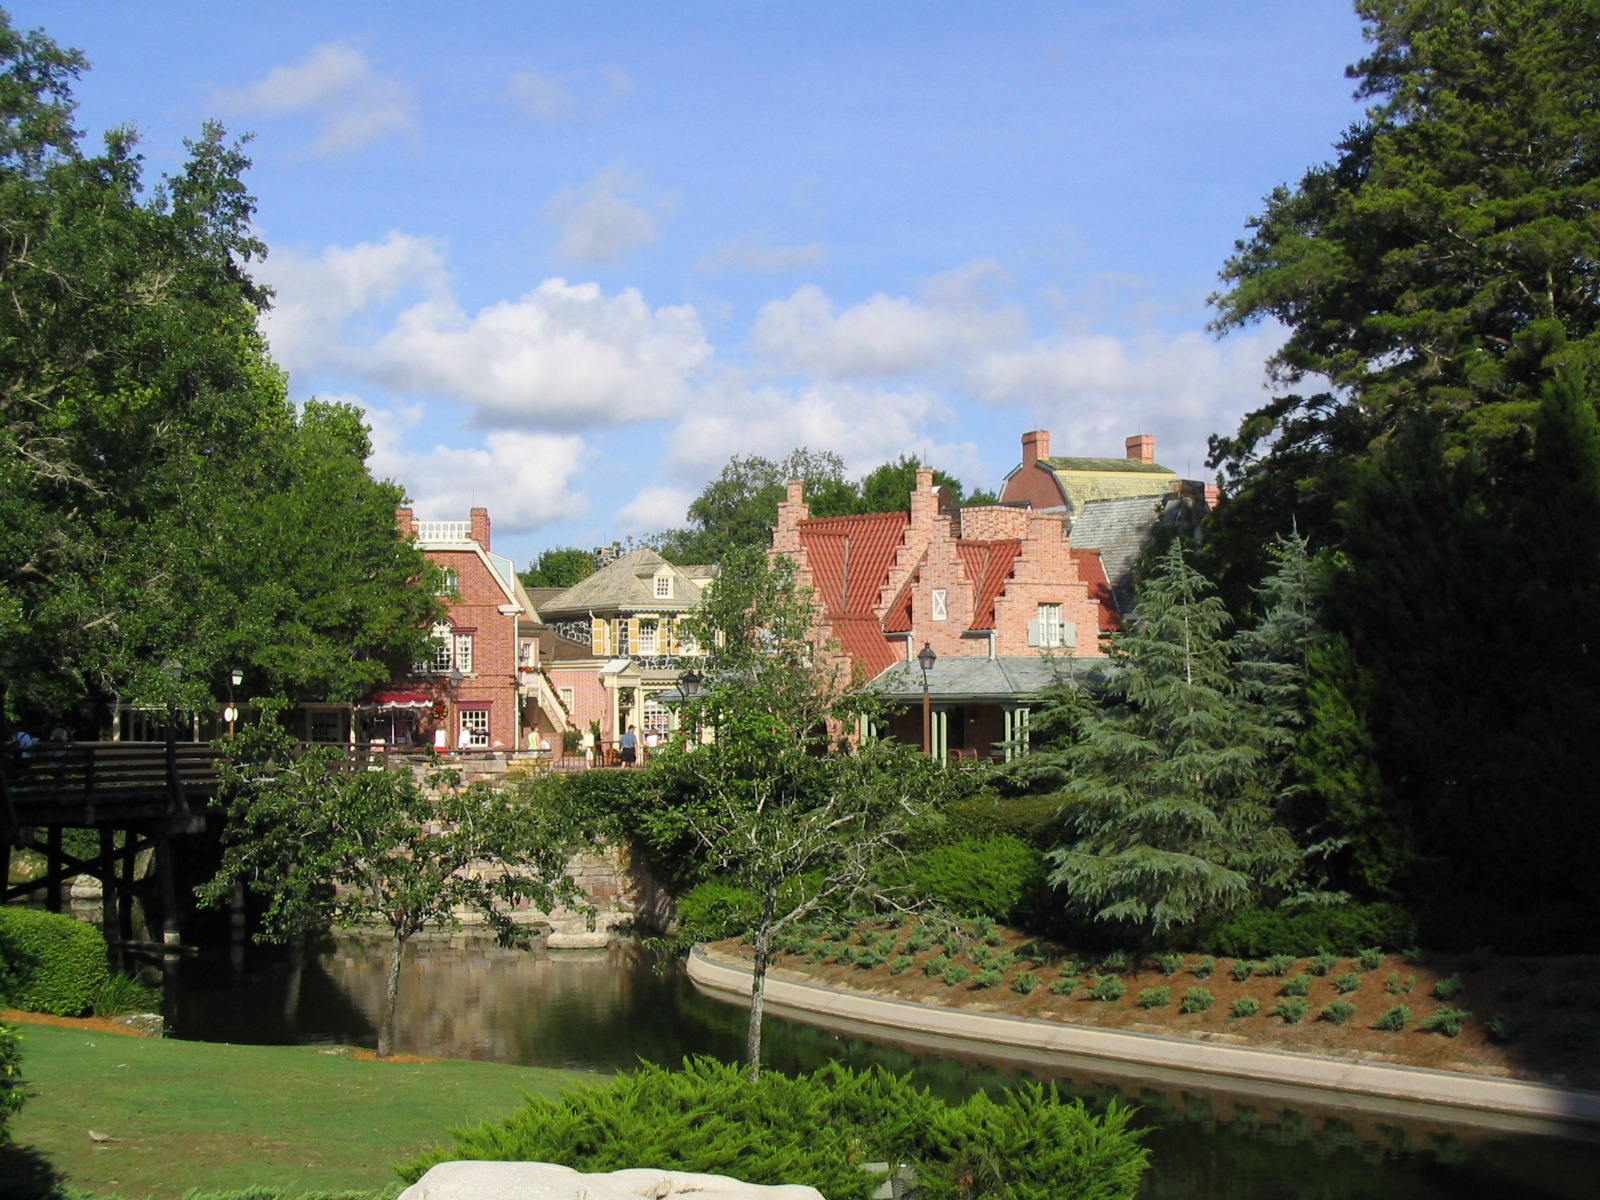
687 945 1600 1129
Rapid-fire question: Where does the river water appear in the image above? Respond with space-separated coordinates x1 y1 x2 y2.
157 933 1600 1200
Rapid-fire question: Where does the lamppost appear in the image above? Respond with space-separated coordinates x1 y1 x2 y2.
224 668 242 738
679 669 702 746
448 666 465 750
160 656 183 746
917 642 937 757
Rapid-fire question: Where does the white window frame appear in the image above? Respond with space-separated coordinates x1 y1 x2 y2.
436 568 459 597
1028 603 1075 649
454 632 474 674
654 573 673 599
642 694 671 734
459 708 489 747
931 588 948 622
429 623 452 672
637 617 659 655
558 686 575 712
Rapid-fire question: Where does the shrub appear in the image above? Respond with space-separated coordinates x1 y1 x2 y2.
905 926 933 953
1101 950 1132 973
674 879 763 944
1197 902 1416 959
924 953 950 978
1180 987 1214 1014
1259 954 1295 977
1269 997 1310 1024
1090 976 1126 1003
888 955 913 976
1050 975 1080 997
992 951 1018 971
1320 1000 1358 1026
1308 951 1339 977
1333 971 1362 995
942 963 972 987
0 1023 22 1143
1230 997 1260 1019
906 836 1047 924
1156 953 1184 976
1012 970 1039 995
401 1058 1151 1199
1280 974 1312 997
1373 1005 1412 1032
1488 1012 1533 1044
1229 960 1255 983
1357 947 1385 971
985 928 1005 947
93 973 160 1017
969 945 993 968
1418 1007 1471 1038
1434 973 1466 1001
974 968 1003 990
1191 955 1215 980
1137 987 1171 1009
1385 973 1416 995
0 908 108 1016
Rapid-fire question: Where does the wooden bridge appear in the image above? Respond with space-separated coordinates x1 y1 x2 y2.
0 741 224 953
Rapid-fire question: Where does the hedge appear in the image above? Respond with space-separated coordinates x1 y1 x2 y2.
0 907 109 1016
0 1023 22 1142
905 834 1048 924
1192 903 1417 959
401 1057 1149 1200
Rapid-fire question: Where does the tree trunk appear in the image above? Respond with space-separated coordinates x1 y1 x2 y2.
745 888 778 1081
378 934 405 1058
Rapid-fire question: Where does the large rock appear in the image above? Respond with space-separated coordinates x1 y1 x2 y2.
398 1162 825 1200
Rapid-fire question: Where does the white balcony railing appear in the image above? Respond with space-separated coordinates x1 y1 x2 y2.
415 521 473 543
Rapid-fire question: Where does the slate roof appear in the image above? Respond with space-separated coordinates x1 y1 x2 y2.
1069 494 1164 613
868 655 1113 702
525 586 569 609
537 548 706 616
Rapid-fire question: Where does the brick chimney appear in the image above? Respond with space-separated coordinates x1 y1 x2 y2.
1021 429 1051 469
395 507 415 538
1204 483 1222 509
469 507 491 550
1125 434 1155 464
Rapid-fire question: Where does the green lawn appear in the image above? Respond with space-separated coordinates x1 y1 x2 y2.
1 1024 591 1200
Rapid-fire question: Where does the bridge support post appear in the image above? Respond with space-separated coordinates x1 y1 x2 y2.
100 826 121 973
119 833 136 946
155 827 181 946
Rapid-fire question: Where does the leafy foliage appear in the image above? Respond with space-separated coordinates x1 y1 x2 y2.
905 835 1047 923
1373 1005 1412 1033
1196 902 1416 959
0 1023 21 1143
0 907 106 1015
1180 987 1214 1015
518 547 596 590
404 1058 1150 1200
1321 1000 1358 1026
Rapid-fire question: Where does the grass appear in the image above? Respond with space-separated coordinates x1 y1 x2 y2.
1 1023 588 1200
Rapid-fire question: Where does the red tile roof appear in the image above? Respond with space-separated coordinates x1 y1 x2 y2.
957 539 1023 630
1073 547 1122 633
832 615 902 678
798 512 909 617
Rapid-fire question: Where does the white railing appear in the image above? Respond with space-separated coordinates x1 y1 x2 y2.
416 521 473 543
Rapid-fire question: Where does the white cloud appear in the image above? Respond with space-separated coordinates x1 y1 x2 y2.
968 324 1287 471
366 406 591 533
545 167 663 263
218 42 416 155
367 278 712 429
257 232 447 376
507 65 632 122
696 236 828 274
751 265 1026 379
615 485 695 534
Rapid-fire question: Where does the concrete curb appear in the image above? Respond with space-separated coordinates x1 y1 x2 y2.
688 946 1600 1130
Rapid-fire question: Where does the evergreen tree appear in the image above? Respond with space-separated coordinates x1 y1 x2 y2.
1047 543 1299 937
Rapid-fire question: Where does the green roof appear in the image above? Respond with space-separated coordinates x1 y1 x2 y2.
1044 456 1173 474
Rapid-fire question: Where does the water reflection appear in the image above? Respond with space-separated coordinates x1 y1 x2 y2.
163 934 1600 1200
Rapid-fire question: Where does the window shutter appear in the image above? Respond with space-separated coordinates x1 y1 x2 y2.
1027 619 1041 647
1061 620 1077 648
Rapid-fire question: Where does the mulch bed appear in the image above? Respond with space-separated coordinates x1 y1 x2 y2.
718 919 1600 1091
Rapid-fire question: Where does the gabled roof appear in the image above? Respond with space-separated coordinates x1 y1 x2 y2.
1038 457 1176 514
797 511 910 617
537 548 706 616
1072 548 1122 633
1069 494 1164 612
957 539 1022 630
1042 455 1172 474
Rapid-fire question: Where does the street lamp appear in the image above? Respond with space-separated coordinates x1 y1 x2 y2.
224 668 242 737
679 669 703 698
917 642 937 757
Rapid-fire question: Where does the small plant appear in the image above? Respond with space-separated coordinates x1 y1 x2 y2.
941 932 963 956
1373 1004 1412 1032
969 916 996 940
985 928 1005 947
1269 997 1310 1024
1230 997 1261 1019
1049 974 1080 996
1308 951 1339 977
1357 947 1385 971
855 948 885 970
805 941 827 963
1012 970 1039 995
1419 1007 1471 1038
1157 953 1184 976
888 955 913 976
1385 972 1415 995
1060 957 1089 977
1404 946 1432 967
1138 986 1171 1009
92 973 160 1017
942 962 972 987
1320 1000 1358 1026
969 945 993 968
1090 976 1126 1003
1191 955 1216 980
905 927 932 953
1101 950 1132 973
924 953 950 977
1333 971 1362 995
992 951 1019 971
974 968 1003 990
1230 960 1256 983
1280 973 1313 997
1462 946 1493 972
1259 954 1296 977
1180 987 1214 1014
1433 973 1466 1001
1488 1012 1533 1044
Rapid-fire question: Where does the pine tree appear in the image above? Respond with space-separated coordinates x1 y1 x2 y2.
1047 543 1299 937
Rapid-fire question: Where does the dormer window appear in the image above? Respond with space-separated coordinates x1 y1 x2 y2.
655 573 673 599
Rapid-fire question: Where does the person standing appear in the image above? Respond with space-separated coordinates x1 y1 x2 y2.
618 725 638 767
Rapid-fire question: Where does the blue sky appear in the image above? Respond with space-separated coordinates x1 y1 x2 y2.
18 2 1370 567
